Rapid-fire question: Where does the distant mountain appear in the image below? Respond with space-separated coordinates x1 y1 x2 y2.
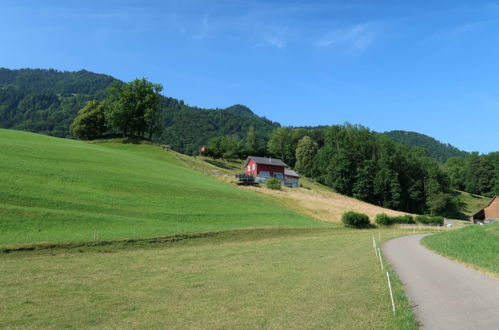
384 130 468 162
0 68 279 154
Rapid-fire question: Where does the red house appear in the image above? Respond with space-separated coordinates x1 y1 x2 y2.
243 156 288 182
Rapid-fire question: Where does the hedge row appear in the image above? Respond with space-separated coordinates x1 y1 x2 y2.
375 213 444 226
375 214 415 226
341 211 445 229
415 215 444 226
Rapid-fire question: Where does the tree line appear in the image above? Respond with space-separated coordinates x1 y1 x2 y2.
444 152 499 197
206 124 463 217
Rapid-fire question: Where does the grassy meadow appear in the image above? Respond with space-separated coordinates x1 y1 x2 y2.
0 228 417 329
0 129 320 246
422 223 499 277
455 190 491 218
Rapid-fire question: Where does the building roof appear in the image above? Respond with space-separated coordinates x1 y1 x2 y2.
485 195 498 208
471 195 498 219
284 169 300 178
243 156 288 168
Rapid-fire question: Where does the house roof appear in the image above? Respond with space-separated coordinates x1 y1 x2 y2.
243 156 288 168
284 169 300 178
471 195 498 218
485 195 498 208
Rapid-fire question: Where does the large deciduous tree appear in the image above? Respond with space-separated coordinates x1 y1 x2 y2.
295 136 318 177
70 100 108 140
106 78 163 140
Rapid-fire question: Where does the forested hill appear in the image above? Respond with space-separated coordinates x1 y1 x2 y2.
384 130 468 162
0 68 278 154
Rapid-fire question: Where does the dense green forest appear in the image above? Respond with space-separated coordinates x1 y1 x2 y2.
261 125 460 216
0 68 278 154
384 130 469 162
443 152 499 197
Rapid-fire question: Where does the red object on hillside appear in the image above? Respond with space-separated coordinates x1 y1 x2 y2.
200 145 206 153
243 156 287 181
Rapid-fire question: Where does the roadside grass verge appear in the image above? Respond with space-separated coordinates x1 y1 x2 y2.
0 129 320 246
421 223 499 277
0 228 417 329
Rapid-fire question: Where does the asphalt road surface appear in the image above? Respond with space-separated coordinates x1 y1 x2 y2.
383 234 499 330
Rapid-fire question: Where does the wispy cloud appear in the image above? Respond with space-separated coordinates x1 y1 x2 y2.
422 19 496 44
191 15 213 40
315 23 377 51
259 26 289 49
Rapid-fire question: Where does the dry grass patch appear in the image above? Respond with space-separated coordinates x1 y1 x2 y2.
242 185 408 223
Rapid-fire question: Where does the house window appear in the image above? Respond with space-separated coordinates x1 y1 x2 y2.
252 164 256 170
247 165 251 172
260 171 270 178
274 173 284 180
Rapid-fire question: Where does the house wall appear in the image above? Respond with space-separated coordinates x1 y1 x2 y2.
485 198 499 219
285 176 299 188
244 159 257 176
245 161 285 179
256 164 285 180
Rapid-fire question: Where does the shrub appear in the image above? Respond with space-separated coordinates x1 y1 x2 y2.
415 215 430 224
415 215 444 226
342 211 370 229
393 215 415 224
266 177 282 190
375 214 392 226
429 216 444 226
376 214 415 226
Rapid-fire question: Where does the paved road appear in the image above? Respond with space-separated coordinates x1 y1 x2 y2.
383 234 499 330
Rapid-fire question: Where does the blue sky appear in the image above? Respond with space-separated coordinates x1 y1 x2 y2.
1 1 498 153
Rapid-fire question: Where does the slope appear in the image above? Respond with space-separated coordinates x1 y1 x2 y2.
0 68 278 154
0 129 319 246
171 153 411 223
385 130 468 162
422 223 499 277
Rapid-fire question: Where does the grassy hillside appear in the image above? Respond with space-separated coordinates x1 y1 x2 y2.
0 129 319 246
0 228 417 329
170 152 412 223
422 223 499 277
456 190 491 218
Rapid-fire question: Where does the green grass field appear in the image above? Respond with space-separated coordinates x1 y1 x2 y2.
422 223 499 277
0 129 422 328
0 129 320 246
0 228 417 329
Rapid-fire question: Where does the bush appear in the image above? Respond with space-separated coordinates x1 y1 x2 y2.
266 177 282 190
375 214 392 226
375 214 415 226
393 215 415 224
415 215 444 226
415 215 429 224
342 211 370 229
429 216 444 226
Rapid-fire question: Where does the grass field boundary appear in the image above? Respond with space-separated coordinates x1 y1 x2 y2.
0 226 341 255
421 225 499 280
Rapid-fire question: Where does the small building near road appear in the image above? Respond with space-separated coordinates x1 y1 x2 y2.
242 156 300 187
470 195 499 224
284 169 300 188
